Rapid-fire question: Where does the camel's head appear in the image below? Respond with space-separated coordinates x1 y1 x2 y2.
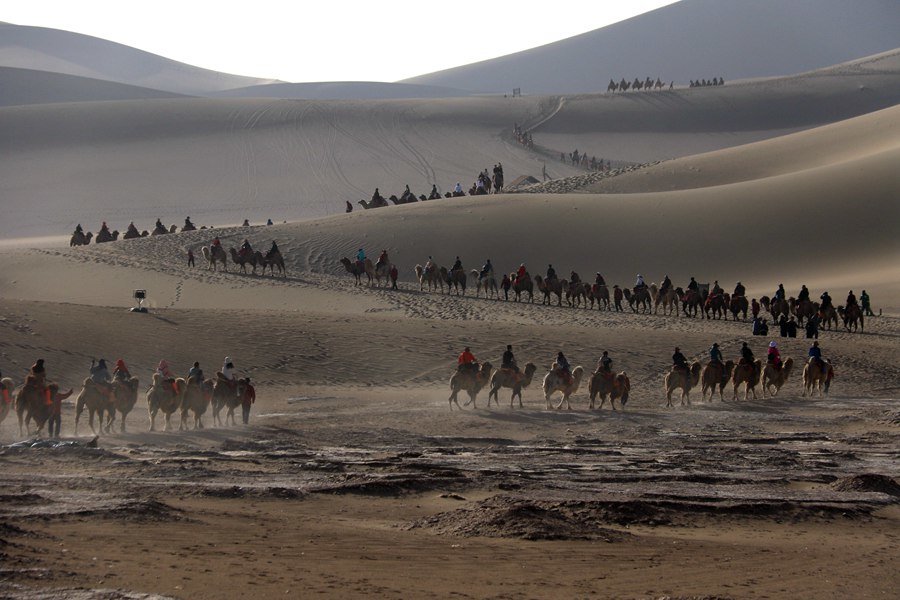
523 363 537 378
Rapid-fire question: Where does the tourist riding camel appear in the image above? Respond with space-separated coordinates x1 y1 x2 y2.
808 341 824 370
188 361 204 384
451 256 463 275
89 358 112 392
126 222 139 236
709 342 723 365
660 275 672 293
156 360 178 394
546 265 557 281
734 282 746 297
429 185 441 200
570 271 581 285
372 188 383 204
820 291 833 310
554 351 572 384
184 216 195 230
457 347 478 375
595 273 606 287
775 284 786 301
376 249 389 270
635 274 646 289
711 280 722 296
598 351 613 374
672 347 688 373
501 345 518 373
687 277 699 293
480 259 492 280
798 285 810 303
515 264 527 285
767 341 782 370
846 290 858 308
75 224 84 236
221 357 238 397
454 182 464 196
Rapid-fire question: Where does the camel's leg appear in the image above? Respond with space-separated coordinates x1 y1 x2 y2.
89 408 97 435
196 414 203 430
149 409 156 432
468 391 477 410
164 413 171 432
448 390 459 410
75 404 83 436
589 393 595 410
120 413 128 433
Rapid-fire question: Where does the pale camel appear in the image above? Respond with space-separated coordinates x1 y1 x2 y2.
201 245 228 272
487 362 537 408
534 275 563 306
762 357 794 397
803 358 834 397
367 258 391 288
731 359 763 401
212 375 248 426
653 285 678 316
0 377 15 426
109 376 140 432
147 373 185 431
700 360 735 402
440 266 467 295
449 362 493 409
414 263 443 292
74 378 115 435
588 369 630 410
470 269 499 299
341 257 371 286
664 361 702 407
180 377 214 430
16 381 72 437
542 364 585 410
70 231 93 246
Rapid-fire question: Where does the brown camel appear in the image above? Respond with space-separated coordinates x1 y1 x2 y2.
542 364 585 410
0 377 14 426
123 228 141 240
74 378 115 435
803 358 834 397
340 257 370 286
653 285 678 316
440 266 467 295
769 297 789 321
95 229 119 243
625 287 652 313
588 369 630 410
70 231 93 246
487 362 537 408
212 375 248 426
470 269 499 299
17 381 72 436
664 361 702 407
704 293 728 320
263 249 286 277
181 377 214 430
534 275 563 306
729 295 749 321
565 281 588 308
819 305 839 330
229 247 259 274
700 360 735 402
201 245 228 272
762 357 794 397
790 298 816 325
511 272 534 302
731 359 763 401
448 362 493 409
147 373 185 431
589 284 611 310
679 288 703 317
414 263 443 292
839 305 864 332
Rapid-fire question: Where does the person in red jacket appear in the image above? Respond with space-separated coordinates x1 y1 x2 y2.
457 347 477 374
241 377 256 425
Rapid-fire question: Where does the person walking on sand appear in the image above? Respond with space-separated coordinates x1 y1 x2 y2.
187 248 195 268
390 265 398 290
861 290 874 316
242 377 256 424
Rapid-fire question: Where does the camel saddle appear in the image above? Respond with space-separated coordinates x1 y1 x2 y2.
599 369 614 381
501 367 522 383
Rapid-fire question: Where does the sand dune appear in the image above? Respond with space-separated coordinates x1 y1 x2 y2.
0 66 186 106
0 22 276 95
211 81 474 100
402 0 900 94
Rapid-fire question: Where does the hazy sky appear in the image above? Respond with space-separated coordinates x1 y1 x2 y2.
3 0 679 82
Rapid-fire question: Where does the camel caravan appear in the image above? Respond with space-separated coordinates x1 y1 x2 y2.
353 166 505 211
202 238 287 277
3 358 256 439
607 76 674 93
70 217 197 246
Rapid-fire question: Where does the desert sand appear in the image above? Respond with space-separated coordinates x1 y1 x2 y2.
1 21 899 600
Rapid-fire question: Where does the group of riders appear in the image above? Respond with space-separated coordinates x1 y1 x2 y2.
352 166 506 211
689 338 829 380
10 355 256 437
456 344 613 387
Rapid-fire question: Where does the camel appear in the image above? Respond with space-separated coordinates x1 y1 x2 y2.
201 245 228 272
440 267 467 295
839 305 864 332
487 362 537 408
731 359 763 401
760 296 771 312
70 231 93 246
181 377 214 430
358 198 387 210
16 382 72 436
123 228 142 240
729 295 749 321
341 257 371 286
470 269 498 299
534 275 563 306
414 263 443 292
588 369 630 410
653 285 678 316
230 247 261 274
704 293 728 320
511 272 533 302
664 361 702 407
762 358 794 397
95 229 119 244
607 79 618 93
107 377 140 433
212 376 248 426
448 362 493 409
679 288 703 317
263 249 286 277
803 359 834 397
74 379 115 435
624 287 652 313
565 281 588 308
181 222 197 232
790 298 816 325
769 297 790 321
365 258 391 288
819 305 839 330
700 360 735 402
0 377 15 426
542 364 584 410
147 373 185 431
588 284 610 310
